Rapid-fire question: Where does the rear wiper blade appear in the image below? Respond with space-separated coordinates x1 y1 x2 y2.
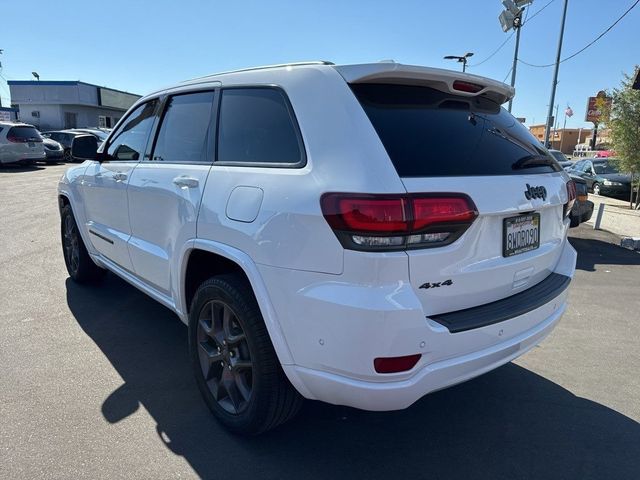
512 155 556 170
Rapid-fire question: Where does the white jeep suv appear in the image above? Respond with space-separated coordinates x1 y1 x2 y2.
58 61 577 434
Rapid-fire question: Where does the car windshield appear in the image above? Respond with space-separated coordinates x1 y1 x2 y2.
594 162 619 174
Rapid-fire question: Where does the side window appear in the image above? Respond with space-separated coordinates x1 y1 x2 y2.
106 100 158 161
151 91 215 163
217 88 304 165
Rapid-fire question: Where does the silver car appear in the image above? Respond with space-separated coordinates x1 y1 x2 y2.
0 122 46 165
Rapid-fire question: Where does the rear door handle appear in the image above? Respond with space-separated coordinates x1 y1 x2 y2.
113 172 128 182
173 176 199 188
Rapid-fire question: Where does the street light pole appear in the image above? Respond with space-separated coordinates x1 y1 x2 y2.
544 0 569 147
507 23 522 112
444 53 474 72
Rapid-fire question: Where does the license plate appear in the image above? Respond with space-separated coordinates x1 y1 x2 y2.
503 213 540 257
28 142 35 148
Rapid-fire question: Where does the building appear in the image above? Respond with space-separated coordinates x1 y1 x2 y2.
0 106 19 122
528 124 593 154
7 80 141 131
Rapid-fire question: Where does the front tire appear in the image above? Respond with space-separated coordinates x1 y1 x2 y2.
61 205 105 283
189 274 303 435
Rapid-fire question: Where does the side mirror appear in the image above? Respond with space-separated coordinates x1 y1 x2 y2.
70 135 98 161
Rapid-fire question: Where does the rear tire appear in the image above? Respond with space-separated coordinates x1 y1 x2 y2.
61 204 105 283
189 274 303 435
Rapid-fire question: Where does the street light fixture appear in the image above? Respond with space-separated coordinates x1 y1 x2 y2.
499 0 534 113
443 52 474 73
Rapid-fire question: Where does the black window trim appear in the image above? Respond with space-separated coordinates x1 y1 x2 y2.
145 88 218 165
101 98 162 164
213 85 307 169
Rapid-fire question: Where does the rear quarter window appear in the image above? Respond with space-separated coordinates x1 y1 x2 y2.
216 88 305 166
351 84 560 177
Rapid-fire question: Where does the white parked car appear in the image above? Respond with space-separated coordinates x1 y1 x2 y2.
58 61 577 434
0 122 46 165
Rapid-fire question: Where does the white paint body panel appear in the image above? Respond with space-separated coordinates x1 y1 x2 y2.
58 62 577 412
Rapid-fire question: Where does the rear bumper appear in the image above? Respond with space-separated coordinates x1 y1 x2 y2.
263 239 577 411
284 297 565 411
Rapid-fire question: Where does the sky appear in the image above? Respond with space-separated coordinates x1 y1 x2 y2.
1 0 638 129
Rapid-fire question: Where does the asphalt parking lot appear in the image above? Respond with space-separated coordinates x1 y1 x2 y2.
1 163 639 480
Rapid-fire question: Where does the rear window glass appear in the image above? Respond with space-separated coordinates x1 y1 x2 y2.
8 126 43 142
351 84 561 177
217 88 304 165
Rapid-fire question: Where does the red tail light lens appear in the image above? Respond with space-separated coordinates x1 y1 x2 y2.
374 354 422 374
324 196 409 233
412 197 478 230
321 193 477 251
564 180 577 218
452 80 484 93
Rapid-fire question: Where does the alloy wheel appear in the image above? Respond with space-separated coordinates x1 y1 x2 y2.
197 300 253 414
63 215 80 275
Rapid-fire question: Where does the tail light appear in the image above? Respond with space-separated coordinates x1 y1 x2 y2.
321 193 478 251
564 180 576 218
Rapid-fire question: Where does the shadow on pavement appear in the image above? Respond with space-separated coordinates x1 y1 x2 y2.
0 163 44 172
569 236 640 272
65 276 640 480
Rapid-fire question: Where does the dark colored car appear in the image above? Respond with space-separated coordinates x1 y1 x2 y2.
42 137 64 163
41 129 106 162
568 174 594 228
568 158 632 197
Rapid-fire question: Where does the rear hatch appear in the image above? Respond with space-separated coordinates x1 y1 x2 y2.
345 69 570 317
7 126 44 158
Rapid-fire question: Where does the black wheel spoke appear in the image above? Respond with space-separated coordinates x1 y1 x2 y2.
226 331 246 346
231 360 252 372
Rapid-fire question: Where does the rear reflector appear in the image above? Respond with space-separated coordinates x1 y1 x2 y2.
452 80 484 93
321 193 478 251
374 354 422 374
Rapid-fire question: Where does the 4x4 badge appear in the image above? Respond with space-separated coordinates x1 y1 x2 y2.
419 279 453 289
524 184 547 201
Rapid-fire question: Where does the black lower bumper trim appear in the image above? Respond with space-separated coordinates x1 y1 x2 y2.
430 273 571 333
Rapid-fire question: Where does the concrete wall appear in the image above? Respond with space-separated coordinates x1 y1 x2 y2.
9 82 98 107
16 103 124 130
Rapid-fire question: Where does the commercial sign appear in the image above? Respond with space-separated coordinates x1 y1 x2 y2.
585 91 612 123
98 87 140 111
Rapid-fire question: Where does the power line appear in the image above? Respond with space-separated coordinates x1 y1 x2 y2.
526 0 556 22
519 0 640 68
467 32 515 68
467 0 555 69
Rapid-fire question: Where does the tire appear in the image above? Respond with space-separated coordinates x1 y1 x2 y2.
189 274 303 435
593 183 601 195
63 149 72 162
60 204 106 283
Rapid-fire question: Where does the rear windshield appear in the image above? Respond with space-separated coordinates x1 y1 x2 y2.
8 126 43 142
351 84 561 177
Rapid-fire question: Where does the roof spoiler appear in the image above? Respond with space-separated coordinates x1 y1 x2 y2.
334 63 515 105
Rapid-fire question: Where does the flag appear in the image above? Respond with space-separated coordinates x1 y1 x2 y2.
565 106 574 117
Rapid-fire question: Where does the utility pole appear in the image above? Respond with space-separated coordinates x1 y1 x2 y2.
508 25 521 112
544 0 569 147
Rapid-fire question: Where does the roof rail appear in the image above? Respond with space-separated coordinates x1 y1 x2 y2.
183 61 335 83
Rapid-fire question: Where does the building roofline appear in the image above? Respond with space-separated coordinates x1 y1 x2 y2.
7 80 141 98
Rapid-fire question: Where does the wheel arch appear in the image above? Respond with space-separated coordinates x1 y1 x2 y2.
180 240 295 366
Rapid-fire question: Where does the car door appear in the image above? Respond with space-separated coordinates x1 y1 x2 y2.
582 161 596 189
126 90 216 296
80 100 159 271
